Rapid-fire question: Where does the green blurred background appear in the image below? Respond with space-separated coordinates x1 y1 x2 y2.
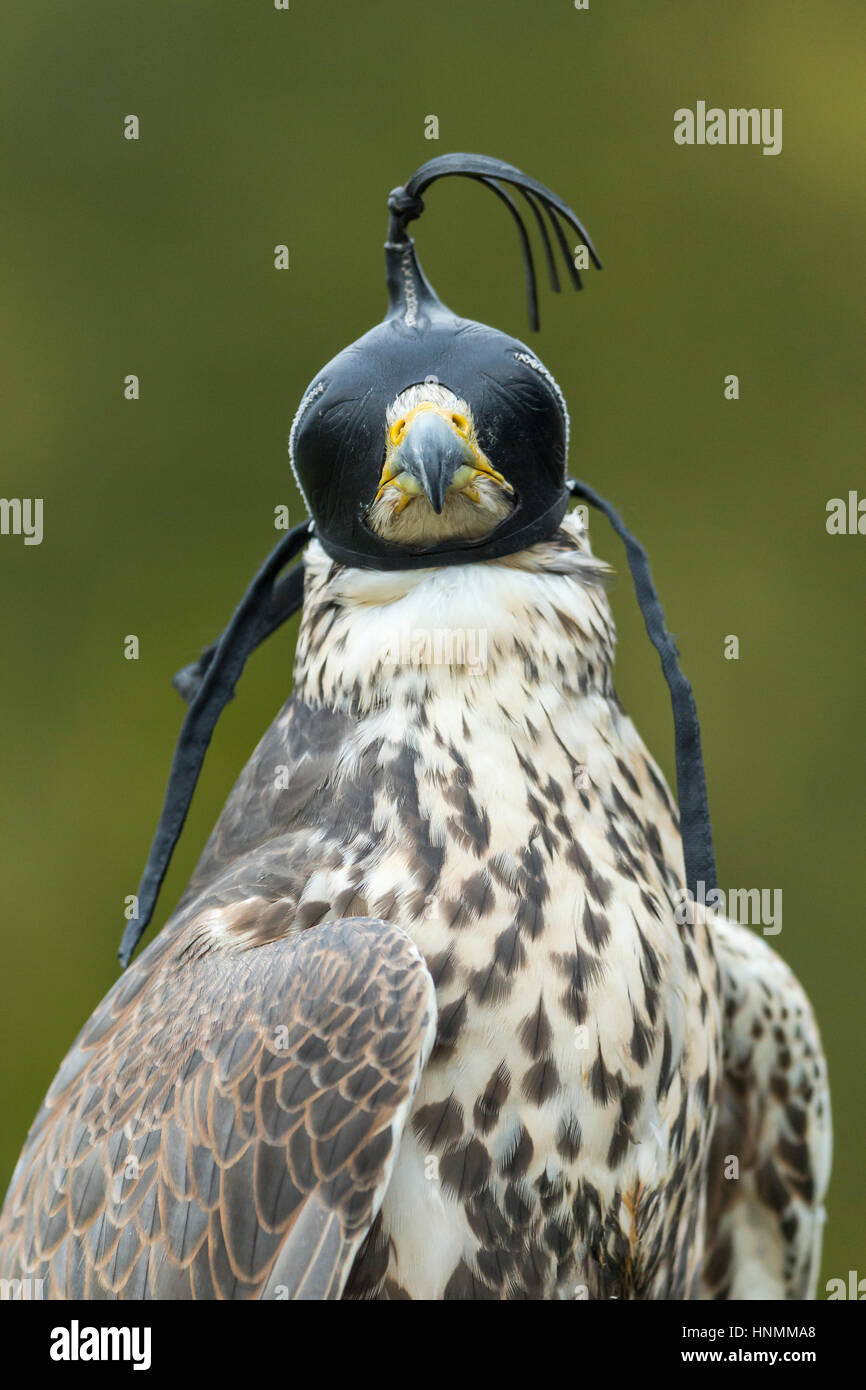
1 1 863 1294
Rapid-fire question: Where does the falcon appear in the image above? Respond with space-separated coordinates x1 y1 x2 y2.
0 155 830 1300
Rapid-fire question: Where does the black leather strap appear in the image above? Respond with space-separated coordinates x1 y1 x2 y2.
568 478 717 899
171 560 307 706
118 520 313 966
386 152 601 330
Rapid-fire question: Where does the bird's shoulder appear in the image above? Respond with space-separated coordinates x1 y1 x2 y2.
178 694 358 912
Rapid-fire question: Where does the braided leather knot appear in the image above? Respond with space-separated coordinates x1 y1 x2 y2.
387 186 425 224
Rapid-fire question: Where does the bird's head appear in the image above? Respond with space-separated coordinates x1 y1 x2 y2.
289 153 600 572
367 384 515 546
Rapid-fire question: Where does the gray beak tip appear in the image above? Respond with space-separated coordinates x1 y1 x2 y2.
396 409 470 514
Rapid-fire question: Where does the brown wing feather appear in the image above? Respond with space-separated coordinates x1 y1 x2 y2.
177 695 358 911
0 916 436 1299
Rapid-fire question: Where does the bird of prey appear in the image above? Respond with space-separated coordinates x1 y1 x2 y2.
0 155 830 1300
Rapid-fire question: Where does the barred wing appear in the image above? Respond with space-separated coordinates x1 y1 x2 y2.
0 917 436 1300
703 919 831 1300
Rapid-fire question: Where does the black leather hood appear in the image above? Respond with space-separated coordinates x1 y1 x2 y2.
289 153 600 569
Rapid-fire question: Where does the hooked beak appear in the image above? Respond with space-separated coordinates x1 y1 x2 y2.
375 403 512 516
394 409 471 513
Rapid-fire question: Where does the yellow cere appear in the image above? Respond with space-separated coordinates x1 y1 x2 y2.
376 403 513 507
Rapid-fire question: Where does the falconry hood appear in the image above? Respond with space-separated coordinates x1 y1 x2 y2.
118 152 718 969
289 152 600 569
